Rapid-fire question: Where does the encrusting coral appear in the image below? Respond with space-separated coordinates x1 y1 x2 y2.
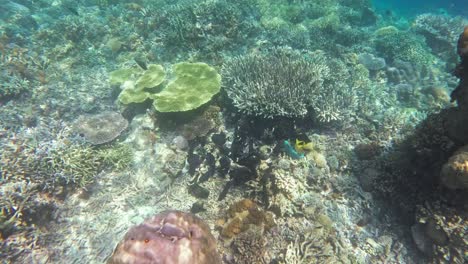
217 199 275 240
73 111 128 145
107 211 222 264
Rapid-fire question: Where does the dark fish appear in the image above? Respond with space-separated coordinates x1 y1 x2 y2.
134 57 148 70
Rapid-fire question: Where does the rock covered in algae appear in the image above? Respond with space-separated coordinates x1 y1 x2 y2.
107 211 222 264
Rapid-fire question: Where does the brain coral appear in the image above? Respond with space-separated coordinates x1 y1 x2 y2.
74 111 128 145
107 211 222 264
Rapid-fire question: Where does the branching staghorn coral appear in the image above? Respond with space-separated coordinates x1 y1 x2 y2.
282 234 316 264
223 48 373 123
222 48 329 119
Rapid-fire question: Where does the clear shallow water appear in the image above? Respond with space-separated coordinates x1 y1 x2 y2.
1 0 467 263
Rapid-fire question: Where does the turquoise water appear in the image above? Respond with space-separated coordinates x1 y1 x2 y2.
1 1 467 263
373 0 468 17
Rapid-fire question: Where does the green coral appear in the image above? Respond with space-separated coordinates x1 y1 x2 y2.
112 62 220 112
151 62 221 112
0 74 30 99
42 143 133 188
112 64 165 104
109 67 142 85
98 143 133 171
118 85 150 104
135 64 166 90
43 145 103 188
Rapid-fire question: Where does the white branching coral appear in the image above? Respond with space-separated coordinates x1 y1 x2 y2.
222 49 329 119
282 234 316 264
223 48 368 123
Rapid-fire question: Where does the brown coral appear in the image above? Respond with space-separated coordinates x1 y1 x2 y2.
107 210 222 264
230 227 268 264
74 111 128 145
218 199 275 240
440 145 468 190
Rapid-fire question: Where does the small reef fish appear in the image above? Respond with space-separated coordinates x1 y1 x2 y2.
283 140 304 159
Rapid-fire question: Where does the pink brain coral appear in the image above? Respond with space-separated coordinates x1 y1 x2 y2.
107 211 222 264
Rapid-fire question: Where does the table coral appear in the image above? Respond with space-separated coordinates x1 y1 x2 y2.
107 211 222 264
152 62 221 112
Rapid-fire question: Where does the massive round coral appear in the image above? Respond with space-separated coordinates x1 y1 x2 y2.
107 211 222 264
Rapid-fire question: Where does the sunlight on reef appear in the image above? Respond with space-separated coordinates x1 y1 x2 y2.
0 0 467 263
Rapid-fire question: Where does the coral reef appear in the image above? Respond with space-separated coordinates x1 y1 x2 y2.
373 26 435 66
1 0 467 263
107 210 222 264
98 143 133 171
125 113 187 192
0 73 30 101
412 14 466 64
358 52 386 71
149 0 260 61
181 115 216 141
384 58 455 111
365 26 468 263
0 40 45 101
109 67 142 86
134 64 166 90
